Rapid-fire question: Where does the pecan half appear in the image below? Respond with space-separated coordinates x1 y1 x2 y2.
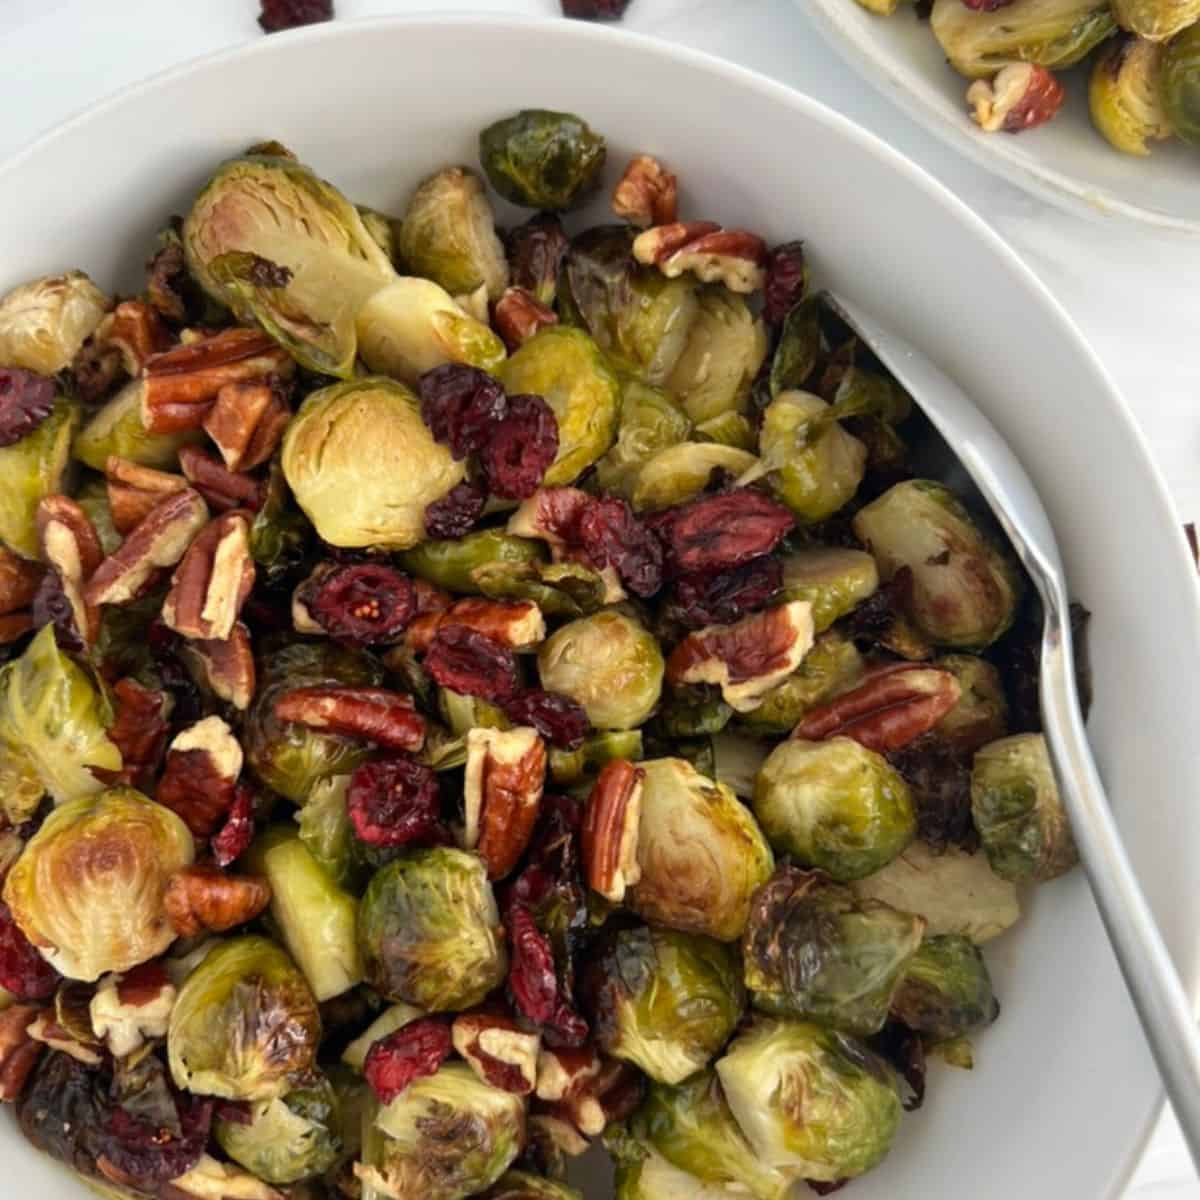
162 511 255 641
0 1004 44 1102
202 380 291 472
535 1044 603 1102
273 686 426 752
164 864 272 938
181 622 256 710
0 545 42 618
105 456 187 534
89 962 176 1058
967 64 1065 134
666 600 815 711
493 287 558 352
178 444 265 512
452 1010 540 1094
612 154 678 228
84 488 209 608
582 759 643 903
156 715 243 839
92 677 171 792
632 221 767 293
406 597 546 654
26 1013 103 1066
36 496 104 646
793 662 962 754
463 726 547 880
537 1056 643 1142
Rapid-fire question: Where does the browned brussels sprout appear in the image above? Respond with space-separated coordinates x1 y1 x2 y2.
1161 23 1200 143
0 271 109 375
479 109 607 211
891 934 999 1040
1090 36 1174 154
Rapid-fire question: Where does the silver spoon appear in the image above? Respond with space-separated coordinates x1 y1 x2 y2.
825 291 1200 1172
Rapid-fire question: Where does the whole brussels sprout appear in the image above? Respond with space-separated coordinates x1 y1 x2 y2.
1113 0 1200 40
485 1170 582 1199
549 729 643 785
753 738 916 882
361 1062 525 1199
930 0 1117 78
1090 36 1174 154
398 167 509 300
716 1018 902 1182
357 847 507 1010
214 1075 343 1183
585 925 745 1084
891 934 999 1040
295 774 354 886
742 866 924 1037
781 546 879 633
630 443 758 512
168 935 321 1101
3 786 193 981
1161 23 1200 142
282 377 466 550
631 757 774 942
499 327 621 486
971 732 1078 882
537 610 663 730
479 109 606 211
852 480 1021 649
760 392 866 524
933 654 1008 754
74 379 201 471
400 529 544 594
0 271 109 375
0 395 77 559
594 380 692 499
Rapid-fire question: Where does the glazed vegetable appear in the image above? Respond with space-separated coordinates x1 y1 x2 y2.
1089 36 1174 154
611 1136 738 1200
1112 0 1200 40
1161 23 1200 142
401 529 543 594
891 934 999 1040
73 380 201 471
294 774 354 886
594 380 693 498
934 654 1009 753
630 443 758 511
0 395 77 558
0 271 108 374
479 109 607 210
781 546 879 633
486 1171 582 1199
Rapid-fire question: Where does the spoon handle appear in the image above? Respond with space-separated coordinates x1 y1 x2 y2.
1041 586 1200 1172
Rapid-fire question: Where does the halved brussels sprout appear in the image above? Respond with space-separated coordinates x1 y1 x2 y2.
485 1170 582 1199
0 271 109 374
358 204 399 263
753 737 916 882
0 395 77 559
169 934 321 1101
971 732 1078 882
439 688 511 736
214 1075 343 1184
594 380 692 499
630 443 758 512
716 1018 902 1182
930 0 1117 78
398 167 509 300
891 934 999 1040
631 757 774 941
781 546 879 633
653 688 733 740
361 1062 525 1199
74 379 202 471
933 654 1009 754
1160 23 1200 142
479 109 607 210
357 847 507 1010
282 377 465 550
586 925 745 1084
499 326 621 486
549 729 643 785
612 1140 736 1200
537 611 663 730
475 558 608 618
769 296 821 398
1090 36 1174 154
341 1001 424 1072
853 480 1021 649
1113 0 1200 40
295 774 354 886
695 411 757 451
742 866 924 1037
3 786 193 980
400 529 544 594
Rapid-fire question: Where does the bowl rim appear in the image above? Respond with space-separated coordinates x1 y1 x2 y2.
1 10 1195 1193
803 0 1200 236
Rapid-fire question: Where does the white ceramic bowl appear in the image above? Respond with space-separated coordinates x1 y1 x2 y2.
1 13 1197 1198
805 0 1200 234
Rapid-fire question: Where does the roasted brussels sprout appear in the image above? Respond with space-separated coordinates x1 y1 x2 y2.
295 774 354 886
0 395 77 559
357 847 507 1010
1113 0 1200 40
537 610 663 730
479 109 607 210
358 204 399 262
853 480 1021 649
73 379 201 471
769 296 820 398
695 410 757 451
485 1170 582 1199
631 757 774 941
612 1140 736 1200
753 738 916 882
742 867 924 1036
168 934 321 1100
781 546 879 633
1161 22 1200 142
716 1018 902 1182
630 442 757 512
74 476 122 556
586 925 745 1083
476 558 609 618
1090 36 1174 154
891 934 999 1040
440 687 510 736
400 529 544 594
214 1075 343 1183
971 732 1078 882
930 0 1117 78
398 167 509 300
361 1062 525 1199
282 377 465 550
250 459 311 585
0 271 109 375
549 729 643 785
594 380 692 499
499 326 621 486
933 654 1008 754
3 785 192 980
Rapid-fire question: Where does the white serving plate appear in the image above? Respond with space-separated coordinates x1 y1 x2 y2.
0 12 1197 1198
805 0 1200 234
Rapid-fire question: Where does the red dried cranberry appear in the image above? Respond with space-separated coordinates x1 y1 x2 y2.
0 902 60 1001
657 490 795 574
669 556 784 629
31 570 82 652
211 785 255 867
308 563 415 645
507 903 560 1026
502 690 591 750
562 0 632 16
213 1100 253 1127
101 1094 213 1187
258 0 334 32
506 213 568 308
347 758 441 848
763 241 808 325
481 394 559 501
363 1017 452 1104
418 364 508 460
577 495 663 597
424 625 520 702
424 482 487 540
0 369 56 448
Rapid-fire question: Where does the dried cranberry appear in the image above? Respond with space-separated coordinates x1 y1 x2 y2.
506 213 568 308
31 570 82 652
763 241 808 326
561 0 632 16
0 369 56 448
213 1100 253 1127
507 903 561 1025
656 490 794 575
807 1181 850 1196
363 1017 452 1104
424 625 520 702
503 690 591 750
258 0 334 32
0 902 60 1001
668 556 784 629
576 495 663 597
101 1093 213 1187
482 394 559 501
418 364 508 460
211 785 255 867
347 758 441 848
424 482 486 539
308 563 416 645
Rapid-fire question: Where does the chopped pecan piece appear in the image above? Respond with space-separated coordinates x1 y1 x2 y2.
105 456 187 534
106 300 173 371
406 597 546 654
528 1111 590 1158
89 962 176 1058
555 1057 643 1137
92 678 171 792
178 444 265 512
464 726 547 880
181 622 256 710
581 759 643 903
273 686 426 752
36 494 103 646
493 287 559 351
0 1004 44 1102
535 1044 603 1103
202 380 291 472
452 1010 540 1094
612 154 678 227
0 545 42 618
162 511 255 641
156 715 243 839
967 64 1065 134
633 221 767 293
164 864 272 938
666 600 815 711
26 1012 103 1065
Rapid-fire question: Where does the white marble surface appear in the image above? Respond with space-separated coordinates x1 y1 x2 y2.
0 0 1196 1193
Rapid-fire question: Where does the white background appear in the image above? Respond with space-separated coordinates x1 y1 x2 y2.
0 0 1196 1194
